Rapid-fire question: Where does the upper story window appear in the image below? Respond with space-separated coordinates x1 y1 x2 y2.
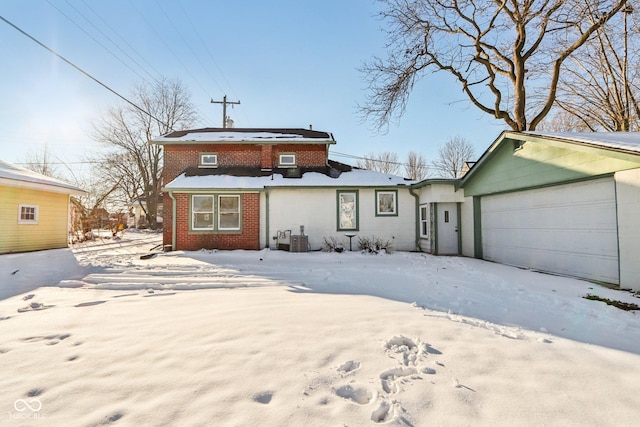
18 204 39 224
199 153 218 168
278 153 296 167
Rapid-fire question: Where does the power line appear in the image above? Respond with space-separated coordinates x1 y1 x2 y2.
175 0 251 126
126 0 213 126
79 0 165 85
0 14 173 131
45 0 152 85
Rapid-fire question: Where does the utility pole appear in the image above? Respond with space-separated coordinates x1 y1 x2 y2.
210 95 240 128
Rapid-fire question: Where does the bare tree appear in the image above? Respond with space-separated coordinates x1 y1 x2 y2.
21 143 64 180
91 78 197 229
546 5 640 131
537 110 594 132
405 151 429 180
432 137 475 178
356 151 401 175
360 0 629 132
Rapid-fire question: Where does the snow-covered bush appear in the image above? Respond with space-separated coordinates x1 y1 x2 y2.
358 236 392 254
322 236 344 253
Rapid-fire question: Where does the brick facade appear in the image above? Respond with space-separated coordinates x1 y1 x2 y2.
161 139 329 251
164 143 328 182
166 192 260 251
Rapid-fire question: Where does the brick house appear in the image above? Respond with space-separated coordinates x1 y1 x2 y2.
151 128 417 252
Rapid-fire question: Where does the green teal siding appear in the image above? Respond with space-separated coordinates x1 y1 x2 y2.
463 136 640 197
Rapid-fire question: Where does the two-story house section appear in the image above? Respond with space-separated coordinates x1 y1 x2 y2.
151 127 418 252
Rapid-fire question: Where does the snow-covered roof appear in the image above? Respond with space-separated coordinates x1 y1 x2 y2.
164 167 414 190
523 131 640 154
0 159 86 195
152 127 336 145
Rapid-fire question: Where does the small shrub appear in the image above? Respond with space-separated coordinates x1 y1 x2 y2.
358 235 392 254
322 236 344 253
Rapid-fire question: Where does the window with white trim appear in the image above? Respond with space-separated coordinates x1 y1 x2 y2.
278 153 296 167
420 205 429 238
218 195 240 230
199 153 218 167
192 196 214 230
18 204 39 224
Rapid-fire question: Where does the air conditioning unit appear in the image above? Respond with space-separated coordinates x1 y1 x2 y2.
290 235 309 252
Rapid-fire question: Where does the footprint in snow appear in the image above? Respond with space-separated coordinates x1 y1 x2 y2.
335 384 375 405
379 366 418 394
75 301 106 308
371 399 397 423
17 302 53 313
336 360 361 375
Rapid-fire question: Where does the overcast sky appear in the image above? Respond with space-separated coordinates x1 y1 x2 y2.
0 0 506 177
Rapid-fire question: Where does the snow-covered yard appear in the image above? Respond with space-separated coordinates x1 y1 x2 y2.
1 231 640 426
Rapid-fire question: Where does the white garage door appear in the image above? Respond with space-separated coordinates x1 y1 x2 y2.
482 178 619 284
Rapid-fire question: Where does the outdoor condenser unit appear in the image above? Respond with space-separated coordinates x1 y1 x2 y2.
276 227 309 252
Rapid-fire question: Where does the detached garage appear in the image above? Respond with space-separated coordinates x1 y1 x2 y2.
459 132 640 292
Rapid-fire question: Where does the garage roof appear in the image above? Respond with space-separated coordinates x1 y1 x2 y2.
0 159 86 195
523 131 640 154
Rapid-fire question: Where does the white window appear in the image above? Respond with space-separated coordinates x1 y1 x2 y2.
420 205 429 237
192 196 214 230
376 190 397 216
218 195 240 230
279 153 296 167
18 204 38 224
337 191 358 231
199 153 218 167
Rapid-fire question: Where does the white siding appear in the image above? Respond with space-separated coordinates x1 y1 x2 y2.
615 168 640 291
460 196 475 257
482 178 619 284
416 183 464 254
267 187 417 251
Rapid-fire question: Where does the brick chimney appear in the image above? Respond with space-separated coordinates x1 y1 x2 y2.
261 144 273 170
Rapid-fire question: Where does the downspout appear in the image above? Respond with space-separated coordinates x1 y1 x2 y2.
168 190 177 251
409 187 420 251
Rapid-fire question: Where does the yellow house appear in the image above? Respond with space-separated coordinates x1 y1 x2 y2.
0 160 86 254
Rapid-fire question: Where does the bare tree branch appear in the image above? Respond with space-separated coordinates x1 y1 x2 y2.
360 0 628 132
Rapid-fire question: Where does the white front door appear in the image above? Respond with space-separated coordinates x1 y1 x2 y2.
437 203 458 255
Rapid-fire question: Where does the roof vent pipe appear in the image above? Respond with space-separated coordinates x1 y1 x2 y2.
309 124 312 130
